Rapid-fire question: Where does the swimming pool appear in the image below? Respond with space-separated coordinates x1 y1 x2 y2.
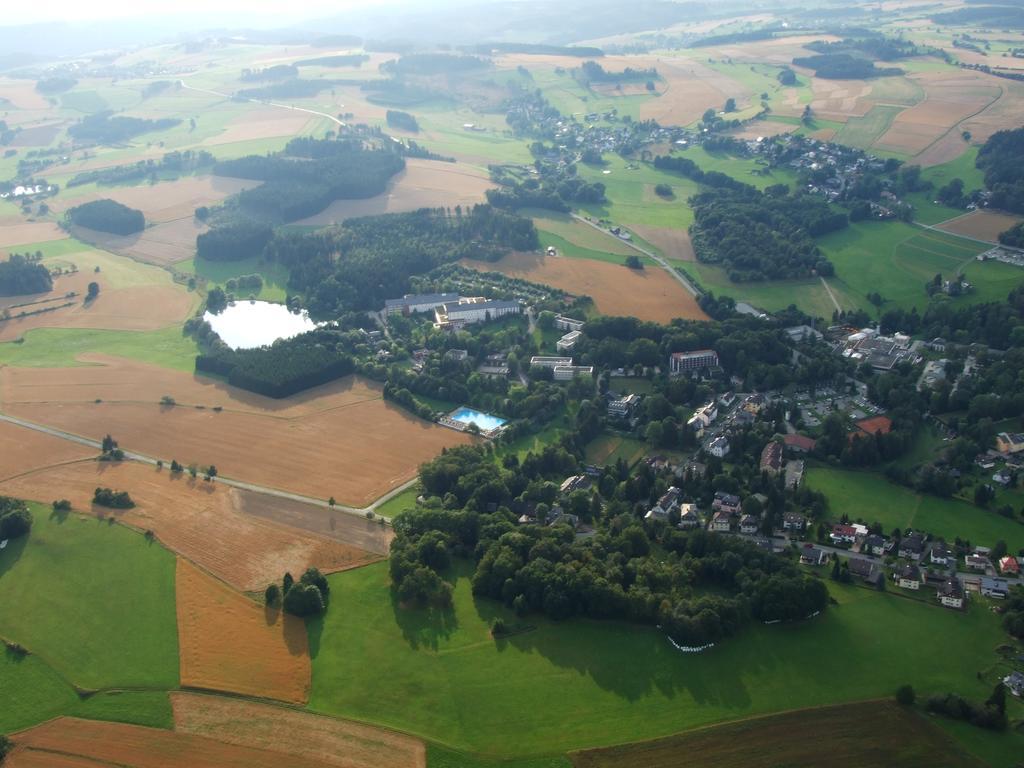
449 407 507 433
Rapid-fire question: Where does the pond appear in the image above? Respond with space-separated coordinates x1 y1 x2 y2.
203 300 319 350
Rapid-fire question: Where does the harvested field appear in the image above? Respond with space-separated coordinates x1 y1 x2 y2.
7 717 338 768
69 218 207 266
0 219 66 248
297 159 492 226
639 58 737 126
176 560 310 703
172 692 426 768
50 176 259 224
805 76 872 121
0 419 93 480
963 78 1024 144
936 210 1023 242
203 106 317 145
0 361 473 507
6 122 65 147
464 251 708 323
0 79 51 111
629 225 696 262
570 701 984 768
0 455 380 591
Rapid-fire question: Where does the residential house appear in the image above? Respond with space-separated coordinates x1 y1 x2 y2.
708 436 730 458
1003 671 1024 697
996 432 1024 455
993 469 1013 487
783 433 817 454
783 512 807 532
897 563 923 590
929 541 956 568
682 461 707 480
759 441 783 475
678 503 701 530
560 475 588 495
863 534 888 557
669 349 718 374
899 534 926 560
830 524 858 546
710 510 733 532
645 487 682 521
608 393 641 419
981 577 1010 599
712 492 742 515
965 554 990 572
718 391 737 408
848 558 881 586
800 544 826 565
444 349 468 362
1000 556 1020 576
740 514 760 535
742 394 766 414
937 578 965 609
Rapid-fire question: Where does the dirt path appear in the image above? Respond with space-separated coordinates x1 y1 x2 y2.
819 276 842 314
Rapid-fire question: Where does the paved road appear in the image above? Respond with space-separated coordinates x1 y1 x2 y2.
569 213 702 299
0 412 407 523
179 80 347 129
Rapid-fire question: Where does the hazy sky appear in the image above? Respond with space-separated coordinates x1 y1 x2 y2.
1 0 390 26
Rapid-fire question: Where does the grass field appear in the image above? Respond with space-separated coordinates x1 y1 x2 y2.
307 561 1014 759
0 504 179 691
376 486 422 520
806 467 1024 550
179 255 292 303
834 104 904 149
0 326 199 371
584 434 648 467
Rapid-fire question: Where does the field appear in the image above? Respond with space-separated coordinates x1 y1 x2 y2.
806 467 1024 551
69 217 209 266
936 210 1024 244
584 434 647 467
530 211 635 257
0 218 66 248
171 692 427 768
570 701 984 768
307 561 1011 759
0 361 473 506
176 559 311 703
0 326 200 371
0 454 381 591
178 253 292 302
627 224 695 262
463 251 707 323
0 418 93 479
297 159 493 226
0 504 179 691
5 717 339 768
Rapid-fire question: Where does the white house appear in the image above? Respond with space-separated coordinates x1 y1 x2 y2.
937 578 965 609
897 564 922 590
708 436 730 458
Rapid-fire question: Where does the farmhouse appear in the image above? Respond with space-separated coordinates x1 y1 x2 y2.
708 436 730 458
897 563 923 590
554 314 585 332
937 578 965 610
760 441 783 475
384 292 461 316
669 349 718 375
981 577 1009 599
996 432 1024 455
435 297 521 328
556 330 583 352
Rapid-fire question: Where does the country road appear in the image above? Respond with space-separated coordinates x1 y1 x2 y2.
0 412 410 523
569 213 703 299
179 80 347 129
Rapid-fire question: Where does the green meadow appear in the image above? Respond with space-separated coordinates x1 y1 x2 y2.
834 105 904 150
0 326 199 370
308 561 1016 760
806 467 1024 550
0 506 179 691
178 255 292 303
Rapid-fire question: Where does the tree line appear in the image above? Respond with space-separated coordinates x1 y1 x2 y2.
68 111 180 144
976 127 1024 214
67 150 215 188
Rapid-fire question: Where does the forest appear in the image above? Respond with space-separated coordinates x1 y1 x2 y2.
295 54 369 67
67 150 215 187
689 185 845 281
380 53 489 76
576 60 657 84
0 253 52 297
67 111 181 144
976 127 1024 213
239 64 298 81
195 221 274 262
791 53 903 79
212 138 405 221
804 35 922 60
488 162 606 211
653 154 756 192
66 199 145 235
386 110 420 132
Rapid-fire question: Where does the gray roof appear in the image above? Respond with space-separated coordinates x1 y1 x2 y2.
384 292 460 309
444 299 521 313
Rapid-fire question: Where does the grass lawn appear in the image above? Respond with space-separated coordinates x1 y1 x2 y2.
530 211 635 255
584 434 648 467
0 326 199 371
806 467 1024 550
376 486 422 519
307 561 1014 760
494 419 569 461
536 231 652 267
834 105 904 150
0 651 79 733
178 255 292 303
0 504 179 691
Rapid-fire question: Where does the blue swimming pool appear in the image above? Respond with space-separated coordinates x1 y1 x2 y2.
450 407 506 433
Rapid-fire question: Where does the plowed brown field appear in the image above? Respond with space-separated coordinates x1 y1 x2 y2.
0 360 472 507
171 692 426 768
0 456 379 591
629 225 696 262
464 251 708 322
7 718 337 768
69 218 207 266
936 210 1023 242
0 219 66 248
176 560 310 703
0 419 93 480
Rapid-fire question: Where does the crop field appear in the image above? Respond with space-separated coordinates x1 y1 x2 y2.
637 57 741 126
0 217 66 249
627 225 695 262
0 363 473 506
936 210 1023 243
176 559 311 703
298 159 493 226
0 455 381 591
5 717 340 768
833 104 904 150
0 503 179 691
69 217 209 266
570 701 984 768
530 211 635 256
307 561 1009 758
172 692 427 768
0 418 93 479
463 251 707 323
806 467 1024 551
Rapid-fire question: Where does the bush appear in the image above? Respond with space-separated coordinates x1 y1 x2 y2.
654 183 673 198
265 583 281 606
491 617 507 636
0 497 32 539
51 499 71 512
896 684 915 706
282 582 325 616
92 487 135 509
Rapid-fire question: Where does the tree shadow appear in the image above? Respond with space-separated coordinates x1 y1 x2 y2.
264 602 281 627
0 534 28 583
48 505 70 523
389 585 459 652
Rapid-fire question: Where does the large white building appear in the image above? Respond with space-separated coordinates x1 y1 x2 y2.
669 349 719 374
554 315 585 332
553 365 594 381
435 298 521 328
530 356 574 369
556 330 582 352
384 293 461 316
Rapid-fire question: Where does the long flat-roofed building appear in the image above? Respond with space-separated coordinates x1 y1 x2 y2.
435 298 521 328
384 293 461 316
669 349 718 374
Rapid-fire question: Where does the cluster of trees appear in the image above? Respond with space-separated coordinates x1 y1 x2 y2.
689 185 844 281
0 253 52 297
67 150 215 187
68 111 180 144
791 53 903 79
386 109 419 132
777 67 797 86
976 127 1024 213
212 138 405 221
653 154 753 192
224 273 263 294
804 36 921 61
195 329 357 398
933 6 1024 29
196 221 274 262
0 496 32 539
294 54 369 67
35 76 77 93
381 53 489 76
476 43 603 57
486 170 605 212
265 567 330 617
66 199 145 235
92 487 135 509
236 79 337 100
999 221 1024 248
925 685 1008 732
576 60 657 84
